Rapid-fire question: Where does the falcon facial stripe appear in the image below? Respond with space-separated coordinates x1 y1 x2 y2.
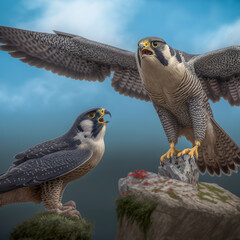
169 46 175 57
176 51 182 63
155 49 168 66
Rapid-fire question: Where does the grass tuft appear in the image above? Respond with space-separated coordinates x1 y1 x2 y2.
115 194 157 237
10 212 93 240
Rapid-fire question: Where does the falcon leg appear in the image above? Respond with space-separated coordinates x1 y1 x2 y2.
41 179 64 209
177 98 207 159
154 105 180 163
41 180 81 219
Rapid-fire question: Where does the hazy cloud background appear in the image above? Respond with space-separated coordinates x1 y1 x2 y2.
195 18 240 51
19 0 141 47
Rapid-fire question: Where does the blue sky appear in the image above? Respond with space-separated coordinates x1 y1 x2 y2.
0 0 240 239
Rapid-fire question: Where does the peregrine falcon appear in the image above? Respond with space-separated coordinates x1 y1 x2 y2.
0 108 111 218
0 26 240 176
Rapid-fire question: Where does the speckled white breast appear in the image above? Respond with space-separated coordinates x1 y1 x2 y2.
138 51 186 107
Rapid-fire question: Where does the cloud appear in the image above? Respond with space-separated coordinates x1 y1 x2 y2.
194 18 240 52
1 0 143 110
0 75 104 110
19 0 141 48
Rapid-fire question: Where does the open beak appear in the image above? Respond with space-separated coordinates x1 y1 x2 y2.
98 109 111 124
139 43 154 57
141 48 154 56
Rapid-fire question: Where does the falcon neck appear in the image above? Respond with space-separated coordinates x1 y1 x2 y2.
140 56 185 95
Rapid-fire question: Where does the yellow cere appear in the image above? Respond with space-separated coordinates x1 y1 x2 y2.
144 41 149 47
138 41 150 48
98 108 105 115
98 108 105 123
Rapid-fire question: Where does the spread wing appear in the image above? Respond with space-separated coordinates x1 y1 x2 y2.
0 149 92 193
0 26 150 102
189 46 240 106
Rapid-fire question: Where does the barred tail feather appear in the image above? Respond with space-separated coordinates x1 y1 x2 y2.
197 119 240 175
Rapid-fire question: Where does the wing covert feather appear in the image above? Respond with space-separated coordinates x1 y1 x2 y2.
190 46 240 106
0 149 92 193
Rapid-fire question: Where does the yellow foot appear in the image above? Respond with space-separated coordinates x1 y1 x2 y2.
160 142 181 163
177 141 200 159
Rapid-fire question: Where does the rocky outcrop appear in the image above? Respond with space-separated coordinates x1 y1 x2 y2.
159 155 199 185
116 171 240 240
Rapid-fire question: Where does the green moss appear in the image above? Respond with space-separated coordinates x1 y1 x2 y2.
237 206 240 212
199 182 228 203
199 182 224 193
216 195 228 203
10 212 93 240
197 191 217 204
197 183 204 191
115 194 157 237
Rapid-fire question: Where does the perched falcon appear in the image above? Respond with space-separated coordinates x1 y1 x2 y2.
0 26 240 176
0 108 111 218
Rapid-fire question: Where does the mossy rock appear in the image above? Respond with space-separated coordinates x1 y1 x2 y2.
198 182 230 204
115 194 157 236
10 212 93 240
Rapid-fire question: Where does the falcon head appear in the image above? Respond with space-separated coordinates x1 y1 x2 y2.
137 37 182 67
71 108 111 140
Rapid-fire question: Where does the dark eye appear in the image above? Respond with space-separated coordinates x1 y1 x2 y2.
152 41 158 48
88 112 95 119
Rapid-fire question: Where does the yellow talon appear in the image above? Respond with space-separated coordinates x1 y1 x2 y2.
160 142 181 163
177 141 200 159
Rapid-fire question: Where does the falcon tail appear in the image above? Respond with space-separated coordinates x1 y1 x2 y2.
0 186 41 207
197 119 240 175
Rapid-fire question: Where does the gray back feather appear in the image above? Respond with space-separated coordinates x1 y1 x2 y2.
0 149 92 193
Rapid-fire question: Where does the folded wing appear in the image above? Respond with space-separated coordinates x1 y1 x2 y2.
0 149 92 193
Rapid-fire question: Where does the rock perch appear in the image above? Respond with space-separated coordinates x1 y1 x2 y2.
116 171 240 240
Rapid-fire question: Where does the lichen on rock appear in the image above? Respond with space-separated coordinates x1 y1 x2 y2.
116 170 240 240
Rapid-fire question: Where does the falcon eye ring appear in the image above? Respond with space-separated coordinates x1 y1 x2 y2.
88 112 95 119
152 41 158 48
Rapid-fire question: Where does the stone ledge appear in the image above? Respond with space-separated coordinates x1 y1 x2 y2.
116 171 240 240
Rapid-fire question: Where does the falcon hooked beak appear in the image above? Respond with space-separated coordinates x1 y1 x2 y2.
97 108 111 124
138 41 155 57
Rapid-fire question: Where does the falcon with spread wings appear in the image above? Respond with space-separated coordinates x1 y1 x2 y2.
0 26 239 175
